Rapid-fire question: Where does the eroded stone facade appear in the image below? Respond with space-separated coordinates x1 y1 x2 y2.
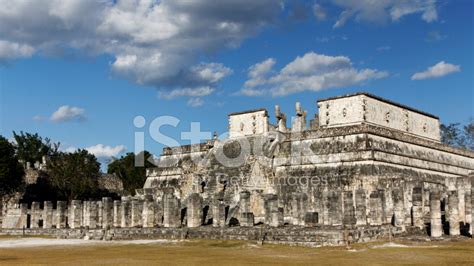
2 93 473 245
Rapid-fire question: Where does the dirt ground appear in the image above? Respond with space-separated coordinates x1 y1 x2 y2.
0 237 473 265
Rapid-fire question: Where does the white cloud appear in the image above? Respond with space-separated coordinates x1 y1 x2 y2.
86 144 126 158
328 0 438 28
158 86 215 100
241 52 388 97
187 98 204 107
411 61 460 80
63 146 78 153
0 0 281 97
50 105 86 123
0 40 34 62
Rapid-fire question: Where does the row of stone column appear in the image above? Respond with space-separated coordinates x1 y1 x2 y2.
430 190 473 237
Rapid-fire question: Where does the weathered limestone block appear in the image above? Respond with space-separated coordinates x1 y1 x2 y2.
163 193 180 228
43 201 53 229
83 201 90 227
448 191 460 236
240 212 254 227
69 200 83 229
412 187 424 228
275 105 287 132
187 193 202 228
89 201 98 229
113 200 122 228
212 200 226 228
239 191 251 213
121 197 132 228
270 208 284 227
154 201 163 227
264 194 278 225
328 191 343 226
304 212 318 226
131 199 144 227
102 197 113 229
343 191 356 225
392 188 405 229
56 201 67 229
97 201 103 227
355 189 367 225
430 191 442 238
369 191 383 225
142 199 155 228
291 192 307 225
30 202 41 228
291 102 306 132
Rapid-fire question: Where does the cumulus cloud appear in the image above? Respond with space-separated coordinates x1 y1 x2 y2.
411 61 460 80
326 0 438 28
86 144 126 158
0 0 282 97
50 105 86 123
241 52 388 97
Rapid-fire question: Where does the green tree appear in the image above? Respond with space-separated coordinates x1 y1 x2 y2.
0 135 24 197
47 149 101 201
107 151 153 195
13 131 59 165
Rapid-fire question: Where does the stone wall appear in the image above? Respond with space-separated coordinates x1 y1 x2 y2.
0 225 403 247
317 93 440 141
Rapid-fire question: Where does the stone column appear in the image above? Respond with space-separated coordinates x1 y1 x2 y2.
343 191 356 225
430 191 442 238
369 191 383 225
264 194 278 226
187 193 202 228
131 199 144 227
89 201 98 229
154 201 163 227
239 191 254 226
392 188 405 229
43 201 53 229
102 197 113 229
291 192 307 225
212 199 226 228
142 198 155 228
56 201 67 229
328 191 343 226
30 202 41 228
448 191 460 236
412 187 424 229
69 200 83 229
97 200 103 228
163 192 180 228
270 208 286 227
121 197 131 228
464 191 471 234
113 200 122 228
239 191 250 213
355 188 367 225
83 201 91 227
240 212 254 227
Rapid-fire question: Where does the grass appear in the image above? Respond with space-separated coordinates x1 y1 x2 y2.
0 238 473 265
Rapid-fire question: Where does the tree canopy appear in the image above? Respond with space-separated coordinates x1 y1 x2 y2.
108 151 153 195
0 135 24 197
440 119 474 151
47 149 101 201
13 131 59 165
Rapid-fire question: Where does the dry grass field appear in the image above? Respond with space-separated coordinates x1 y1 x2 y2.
0 237 473 265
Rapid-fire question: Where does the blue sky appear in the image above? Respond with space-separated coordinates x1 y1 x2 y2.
0 0 472 167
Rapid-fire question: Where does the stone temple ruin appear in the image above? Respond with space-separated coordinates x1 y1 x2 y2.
1 92 473 246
